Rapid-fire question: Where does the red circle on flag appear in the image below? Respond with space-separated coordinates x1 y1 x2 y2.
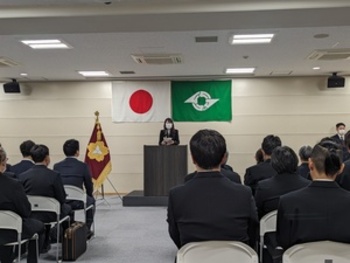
129 89 153 114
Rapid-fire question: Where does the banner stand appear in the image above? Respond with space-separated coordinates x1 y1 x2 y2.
94 178 123 206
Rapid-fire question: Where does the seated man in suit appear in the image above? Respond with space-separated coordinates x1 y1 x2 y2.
336 130 350 190
244 135 281 195
255 146 309 263
9 140 35 176
0 147 44 263
167 129 258 250
18 144 72 250
297 145 313 179
277 140 350 252
53 139 95 237
255 146 310 219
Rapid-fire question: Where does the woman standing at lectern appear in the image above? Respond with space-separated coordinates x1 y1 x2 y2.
159 118 180 146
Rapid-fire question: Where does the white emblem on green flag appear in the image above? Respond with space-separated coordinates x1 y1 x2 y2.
185 91 219 111
171 80 232 122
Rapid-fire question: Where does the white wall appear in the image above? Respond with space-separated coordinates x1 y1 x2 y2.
0 77 349 193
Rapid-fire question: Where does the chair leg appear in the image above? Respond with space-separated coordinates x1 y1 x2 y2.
35 235 39 263
17 235 22 263
56 223 60 263
260 236 263 263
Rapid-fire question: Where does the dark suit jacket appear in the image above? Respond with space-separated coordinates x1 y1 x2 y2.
9 159 34 176
336 159 350 191
244 159 277 195
184 169 241 184
297 163 310 180
168 171 258 249
330 134 349 161
277 181 350 249
53 157 94 197
158 129 179 145
4 171 17 180
18 164 68 222
254 173 310 219
0 174 44 245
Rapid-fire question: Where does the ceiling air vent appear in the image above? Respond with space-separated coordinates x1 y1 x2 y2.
0 57 19 67
307 49 350 60
131 54 182 65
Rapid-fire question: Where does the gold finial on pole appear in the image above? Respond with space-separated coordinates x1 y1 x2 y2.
94 111 100 123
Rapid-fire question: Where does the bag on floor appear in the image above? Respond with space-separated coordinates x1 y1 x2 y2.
62 221 87 261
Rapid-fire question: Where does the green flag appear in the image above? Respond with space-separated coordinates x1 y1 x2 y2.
171 80 232 122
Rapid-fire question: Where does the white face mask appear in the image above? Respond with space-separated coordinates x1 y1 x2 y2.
338 129 346 135
165 123 173 130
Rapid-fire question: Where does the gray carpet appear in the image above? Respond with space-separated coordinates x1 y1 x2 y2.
26 196 178 263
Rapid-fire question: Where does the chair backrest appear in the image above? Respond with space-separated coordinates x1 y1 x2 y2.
60 174 83 188
176 241 259 263
27 195 61 216
64 185 86 203
0 210 22 234
260 210 277 236
283 241 350 263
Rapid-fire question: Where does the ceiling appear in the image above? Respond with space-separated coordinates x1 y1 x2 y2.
1 0 350 82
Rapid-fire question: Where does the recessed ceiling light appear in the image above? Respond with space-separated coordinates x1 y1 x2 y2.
20 73 28 76
230 34 274 44
225 68 255 74
21 39 71 49
313 67 321 70
78 71 110 77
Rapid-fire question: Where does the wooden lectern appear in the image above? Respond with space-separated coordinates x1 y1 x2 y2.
144 145 188 196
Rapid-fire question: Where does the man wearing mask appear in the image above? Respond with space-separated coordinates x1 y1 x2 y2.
331 122 349 161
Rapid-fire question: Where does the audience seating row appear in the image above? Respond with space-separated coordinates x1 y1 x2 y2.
176 240 350 263
0 185 95 263
176 210 350 263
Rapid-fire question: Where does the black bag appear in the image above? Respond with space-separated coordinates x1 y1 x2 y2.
63 222 87 261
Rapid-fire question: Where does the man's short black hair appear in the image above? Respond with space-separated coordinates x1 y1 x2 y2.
63 139 79 156
190 129 226 170
271 146 298 174
336 122 345 129
311 139 342 177
20 140 35 157
261 134 282 155
30 144 49 163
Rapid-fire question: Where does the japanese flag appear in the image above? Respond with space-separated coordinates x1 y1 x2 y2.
112 81 171 123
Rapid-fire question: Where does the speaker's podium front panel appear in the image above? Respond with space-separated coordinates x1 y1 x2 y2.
144 145 187 196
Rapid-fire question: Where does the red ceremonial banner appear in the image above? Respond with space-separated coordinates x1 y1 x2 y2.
84 112 112 189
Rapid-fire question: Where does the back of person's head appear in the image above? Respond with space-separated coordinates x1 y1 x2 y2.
261 134 282 155
221 151 229 165
311 140 343 178
63 139 79 156
271 146 298 174
190 129 226 170
298 145 313 162
0 147 7 173
255 148 264 164
30 144 49 163
163 117 175 130
20 140 35 157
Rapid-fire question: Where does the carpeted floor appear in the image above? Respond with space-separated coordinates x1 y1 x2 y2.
26 196 177 263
